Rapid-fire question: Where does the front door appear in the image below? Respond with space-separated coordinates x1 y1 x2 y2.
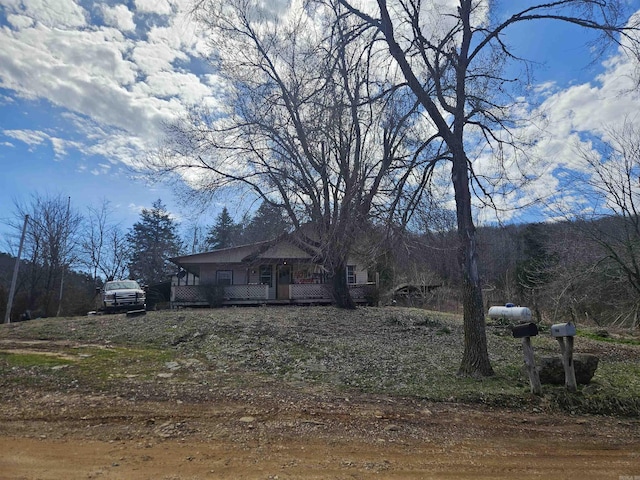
277 265 291 300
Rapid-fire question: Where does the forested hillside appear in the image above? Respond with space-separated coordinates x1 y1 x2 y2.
0 252 96 320
374 217 639 329
3 211 638 329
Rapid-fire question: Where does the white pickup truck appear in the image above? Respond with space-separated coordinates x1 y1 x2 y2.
99 280 146 313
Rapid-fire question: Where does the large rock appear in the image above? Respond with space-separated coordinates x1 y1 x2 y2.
536 354 599 385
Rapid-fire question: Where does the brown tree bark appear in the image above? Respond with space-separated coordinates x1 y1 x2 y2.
330 263 356 310
452 150 494 376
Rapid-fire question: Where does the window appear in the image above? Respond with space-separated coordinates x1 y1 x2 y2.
105 280 140 291
216 270 233 286
347 265 356 284
259 265 272 287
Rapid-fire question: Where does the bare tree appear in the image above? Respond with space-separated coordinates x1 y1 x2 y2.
152 0 441 308
337 0 639 375
570 120 640 328
183 220 209 254
82 200 129 284
8 193 82 317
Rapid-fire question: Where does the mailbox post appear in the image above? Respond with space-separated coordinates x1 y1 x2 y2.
511 322 542 396
551 322 577 392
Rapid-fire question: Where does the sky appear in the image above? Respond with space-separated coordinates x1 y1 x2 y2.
2 0 640 252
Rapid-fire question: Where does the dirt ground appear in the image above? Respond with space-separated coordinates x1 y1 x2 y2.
2 387 640 480
2 316 640 480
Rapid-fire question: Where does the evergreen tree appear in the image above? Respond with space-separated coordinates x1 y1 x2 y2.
127 200 183 285
515 223 558 321
516 224 555 292
205 207 242 250
242 202 290 244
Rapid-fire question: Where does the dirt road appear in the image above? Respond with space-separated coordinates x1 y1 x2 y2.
2 388 639 479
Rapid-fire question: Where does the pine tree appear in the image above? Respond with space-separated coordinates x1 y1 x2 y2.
205 207 242 250
127 200 183 285
242 202 290 244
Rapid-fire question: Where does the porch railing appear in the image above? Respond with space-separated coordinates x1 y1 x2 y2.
289 283 331 300
349 283 373 300
289 283 374 300
172 282 375 305
172 284 269 303
225 284 270 300
172 285 207 303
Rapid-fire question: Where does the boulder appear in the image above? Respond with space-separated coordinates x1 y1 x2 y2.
536 354 599 385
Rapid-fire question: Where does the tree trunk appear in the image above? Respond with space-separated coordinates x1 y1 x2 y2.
452 153 494 377
330 263 356 310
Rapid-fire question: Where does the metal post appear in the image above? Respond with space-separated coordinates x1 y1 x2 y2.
4 215 29 324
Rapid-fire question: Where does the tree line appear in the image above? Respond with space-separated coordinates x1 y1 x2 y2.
384 216 640 331
3 189 639 330
0 195 290 320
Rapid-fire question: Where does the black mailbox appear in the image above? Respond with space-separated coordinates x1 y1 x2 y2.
511 322 539 338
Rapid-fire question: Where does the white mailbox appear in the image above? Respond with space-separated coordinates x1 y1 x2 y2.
551 322 577 337
488 305 532 322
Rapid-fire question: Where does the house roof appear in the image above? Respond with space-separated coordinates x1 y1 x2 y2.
170 236 319 277
171 242 270 265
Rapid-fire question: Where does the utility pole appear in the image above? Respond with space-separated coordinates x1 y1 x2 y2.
56 196 71 317
4 214 29 324
192 225 198 254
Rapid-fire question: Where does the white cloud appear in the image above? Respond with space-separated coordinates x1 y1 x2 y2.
496 27 640 222
0 94 15 105
136 70 215 104
531 81 558 96
131 40 187 76
50 137 68 157
91 163 112 176
0 0 87 28
0 25 138 102
6 14 34 29
3 129 49 146
101 4 136 33
127 202 146 215
0 0 225 173
135 0 173 16
0 0 638 228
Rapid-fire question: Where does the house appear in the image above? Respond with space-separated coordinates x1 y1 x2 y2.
169 235 376 307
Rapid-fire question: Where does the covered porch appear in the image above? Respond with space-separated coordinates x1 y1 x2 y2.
170 239 375 308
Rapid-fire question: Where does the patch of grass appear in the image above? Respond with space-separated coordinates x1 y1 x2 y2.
0 351 74 368
547 386 640 416
75 346 176 384
436 326 452 335
578 330 640 346
595 361 640 396
0 343 177 394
